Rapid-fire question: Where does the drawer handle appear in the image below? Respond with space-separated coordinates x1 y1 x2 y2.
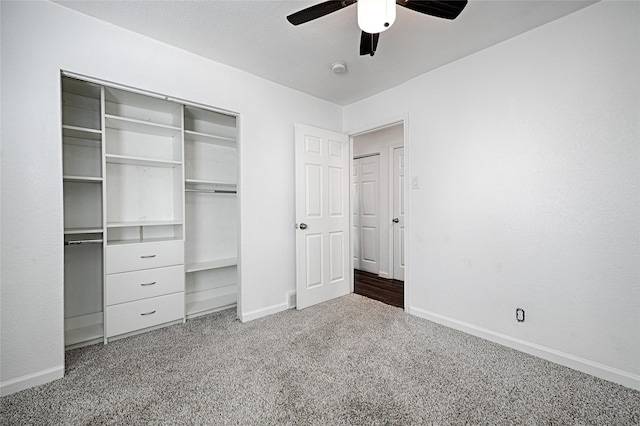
140 281 157 287
140 255 156 259
140 310 156 316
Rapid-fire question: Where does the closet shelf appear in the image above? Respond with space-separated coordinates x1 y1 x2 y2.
107 236 183 246
186 258 237 273
184 130 235 147
107 220 183 228
62 125 102 140
63 175 103 183
105 114 181 137
106 154 182 168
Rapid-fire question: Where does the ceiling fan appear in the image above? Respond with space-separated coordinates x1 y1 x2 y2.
287 0 468 56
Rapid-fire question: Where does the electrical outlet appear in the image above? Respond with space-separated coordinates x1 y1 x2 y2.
516 308 525 322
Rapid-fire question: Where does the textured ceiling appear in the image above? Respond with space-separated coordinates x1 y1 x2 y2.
54 0 598 105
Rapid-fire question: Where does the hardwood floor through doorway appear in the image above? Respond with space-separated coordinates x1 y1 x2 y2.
354 270 404 308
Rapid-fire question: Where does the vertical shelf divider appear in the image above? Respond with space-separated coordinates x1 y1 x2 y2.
101 84 108 345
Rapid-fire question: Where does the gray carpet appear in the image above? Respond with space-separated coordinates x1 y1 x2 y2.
1 294 639 425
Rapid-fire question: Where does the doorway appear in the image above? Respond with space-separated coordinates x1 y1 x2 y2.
351 123 405 308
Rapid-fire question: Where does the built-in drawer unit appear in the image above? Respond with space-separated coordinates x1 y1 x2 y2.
105 292 184 338
106 240 184 274
106 265 184 306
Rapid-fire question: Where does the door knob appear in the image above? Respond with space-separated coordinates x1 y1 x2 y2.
299 223 308 230
392 218 399 223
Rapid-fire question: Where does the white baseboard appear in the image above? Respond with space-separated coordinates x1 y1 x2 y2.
1 365 64 397
239 302 289 323
410 307 640 391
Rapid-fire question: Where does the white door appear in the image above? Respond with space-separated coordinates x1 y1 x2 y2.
353 155 379 274
352 161 361 270
392 147 405 281
295 124 351 309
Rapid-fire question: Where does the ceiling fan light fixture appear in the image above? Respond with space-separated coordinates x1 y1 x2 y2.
358 0 396 34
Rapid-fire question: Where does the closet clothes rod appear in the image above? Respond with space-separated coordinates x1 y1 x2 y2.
353 152 380 160
65 239 103 245
185 189 237 194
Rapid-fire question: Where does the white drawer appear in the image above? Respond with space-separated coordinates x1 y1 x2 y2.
106 240 184 274
105 292 184 338
106 265 184 306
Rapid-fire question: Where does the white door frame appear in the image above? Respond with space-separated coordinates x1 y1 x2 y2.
347 115 410 313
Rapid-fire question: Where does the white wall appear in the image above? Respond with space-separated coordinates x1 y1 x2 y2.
345 0 639 389
353 124 404 277
0 1 342 395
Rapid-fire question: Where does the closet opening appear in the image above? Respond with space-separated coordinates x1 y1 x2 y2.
351 122 406 309
61 72 241 350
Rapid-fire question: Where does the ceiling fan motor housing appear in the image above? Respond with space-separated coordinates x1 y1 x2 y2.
358 0 396 33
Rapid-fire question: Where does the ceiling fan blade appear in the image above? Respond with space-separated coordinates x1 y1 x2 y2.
360 31 380 56
397 0 468 20
287 0 357 25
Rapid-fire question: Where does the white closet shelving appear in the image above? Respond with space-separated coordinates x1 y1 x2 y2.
104 87 184 246
102 87 185 341
62 77 104 348
184 106 238 318
62 75 239 347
